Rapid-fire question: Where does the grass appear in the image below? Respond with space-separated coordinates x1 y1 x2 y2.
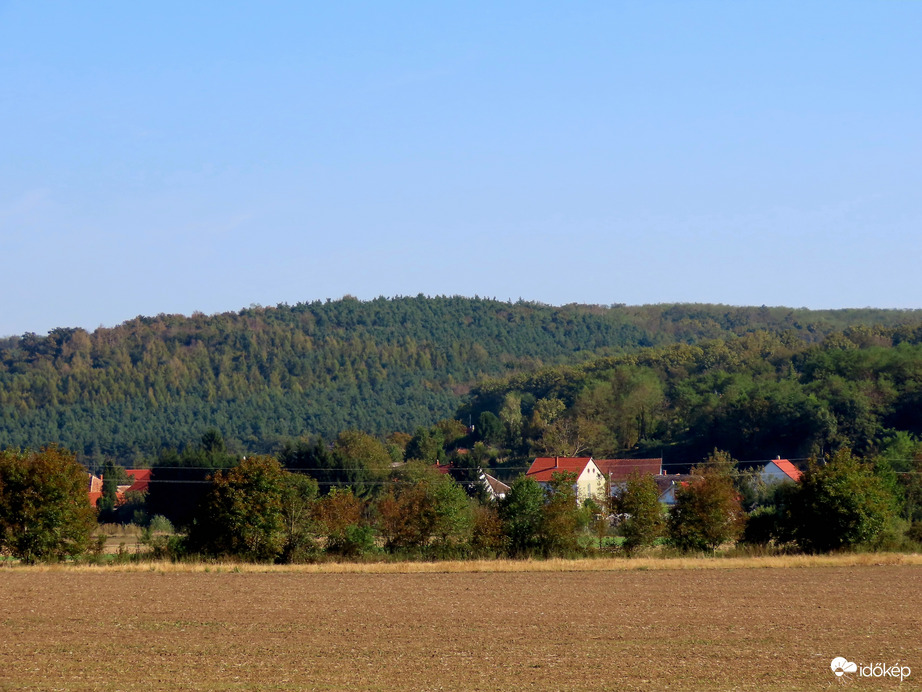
6 551 921 574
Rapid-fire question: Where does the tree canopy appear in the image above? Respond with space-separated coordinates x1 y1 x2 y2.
0 447 96 563
2 296 921 463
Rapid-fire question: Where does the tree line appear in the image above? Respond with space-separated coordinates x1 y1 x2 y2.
2 442 917 564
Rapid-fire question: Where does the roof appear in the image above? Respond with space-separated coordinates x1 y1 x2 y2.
595 458 663 482
483 473 510 496
767 458 802 482
117 469 152 496
525 457 594 483
115 469 153 505
652 474 694 494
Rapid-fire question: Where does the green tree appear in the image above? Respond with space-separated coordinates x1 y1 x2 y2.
616 472 665 554
0 447 96 563
499 476 545 557
405 426 446 464
189 455 287 561
279 473 319 563
97 459 129 520
540 471 583 556
668 451 745 552
476 412 504 447
332 430 392 494
499 393 525 451
791 448 895 552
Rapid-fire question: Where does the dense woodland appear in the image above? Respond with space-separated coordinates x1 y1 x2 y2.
1 296 922 469
465 324 922 468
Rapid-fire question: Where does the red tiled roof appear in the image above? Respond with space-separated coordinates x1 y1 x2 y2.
770 458 802 482
525 457 594 483
88 491 103 508
123 468 152 494
595 458 663 482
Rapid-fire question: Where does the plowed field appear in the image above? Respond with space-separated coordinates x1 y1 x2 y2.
1 565 919 690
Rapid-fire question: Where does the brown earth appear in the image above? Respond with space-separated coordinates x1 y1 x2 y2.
0 565 919 691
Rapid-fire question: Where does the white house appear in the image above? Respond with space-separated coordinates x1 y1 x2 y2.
524 456 607 502
761 457 802 484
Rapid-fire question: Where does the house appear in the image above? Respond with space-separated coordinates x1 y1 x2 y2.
87 473 104 508
653 475 694 505
480 471 510 501
116 469 152 504
760 457 802 484
524 456 606 502
595 458 663 496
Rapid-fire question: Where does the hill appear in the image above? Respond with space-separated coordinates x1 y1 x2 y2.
1 295 920 463
463 324 922 466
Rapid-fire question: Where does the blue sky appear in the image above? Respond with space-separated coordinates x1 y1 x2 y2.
2 1 920 336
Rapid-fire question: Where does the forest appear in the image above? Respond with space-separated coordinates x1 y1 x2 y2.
463 323 922 468
1 295 921 468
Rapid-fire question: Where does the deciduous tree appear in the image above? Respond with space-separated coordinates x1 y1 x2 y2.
616 472 665 554
0 447 96 563
189 455 286 561
499 476 545 557
668 450 745 552
791 448 895 552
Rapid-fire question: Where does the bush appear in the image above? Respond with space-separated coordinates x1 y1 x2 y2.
470 504 506 557
315 488 375 557
148 514 175 534
540 472 583 557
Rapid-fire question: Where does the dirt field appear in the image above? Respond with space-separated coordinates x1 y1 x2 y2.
1 563 919 691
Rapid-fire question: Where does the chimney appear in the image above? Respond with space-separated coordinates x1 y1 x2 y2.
555 456 558 468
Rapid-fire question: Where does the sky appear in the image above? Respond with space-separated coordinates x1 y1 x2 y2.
2 1 920 336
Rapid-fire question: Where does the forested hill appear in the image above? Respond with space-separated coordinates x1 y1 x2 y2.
1 295 920 462
464 324 922 466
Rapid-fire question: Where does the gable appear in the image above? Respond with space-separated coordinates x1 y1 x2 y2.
525 457 594 483
762 459 802 483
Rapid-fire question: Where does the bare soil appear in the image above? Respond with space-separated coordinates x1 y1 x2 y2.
1 564 919 690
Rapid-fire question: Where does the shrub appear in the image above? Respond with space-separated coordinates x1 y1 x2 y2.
148 514 175 534
470 503 506 557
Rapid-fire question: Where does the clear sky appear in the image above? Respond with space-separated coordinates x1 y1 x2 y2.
2 1 920 336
